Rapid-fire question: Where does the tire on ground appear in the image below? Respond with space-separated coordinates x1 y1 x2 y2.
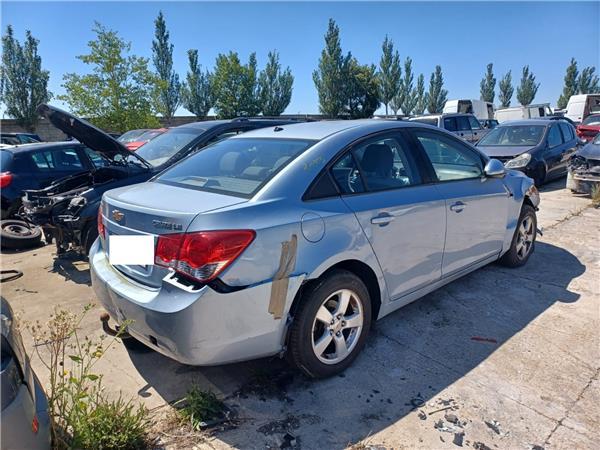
0 220 43 250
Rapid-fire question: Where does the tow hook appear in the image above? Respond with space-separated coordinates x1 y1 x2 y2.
100 312 131 339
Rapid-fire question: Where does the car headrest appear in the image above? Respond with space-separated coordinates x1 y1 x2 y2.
361 144 393 176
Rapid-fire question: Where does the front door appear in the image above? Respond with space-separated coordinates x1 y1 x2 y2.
456 116 474 142
410 129 510 276
332 132 446 300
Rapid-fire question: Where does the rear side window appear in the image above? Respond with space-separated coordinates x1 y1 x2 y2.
30 147 84 171
413 130 483 181
156 138 315 197
547 125 563 148
331 152 365 194
558 122 574 141
0 151 13 171
443 117 458 131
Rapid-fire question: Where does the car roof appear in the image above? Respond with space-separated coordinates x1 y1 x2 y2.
1 141 80 153
499 119 553 126
174 118 304 131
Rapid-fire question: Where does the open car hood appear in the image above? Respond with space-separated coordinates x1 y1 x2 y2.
37 104 150 166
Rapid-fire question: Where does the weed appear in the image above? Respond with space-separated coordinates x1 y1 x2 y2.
591 185 600 208
177 385 226 431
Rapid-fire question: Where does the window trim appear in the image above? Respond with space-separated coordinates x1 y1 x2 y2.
409 128 489 184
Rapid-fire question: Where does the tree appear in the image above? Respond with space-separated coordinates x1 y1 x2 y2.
480 63 496 103
60 23 158 132
258 51 293 116
516 65 539 106
313 19 351 118
557 58 578 109
180 49 213 118
377 35 401 116
498 71 514 108
426 65 448 113
414 74 427 115
212 51 259 118
152 11 180 121
1 26 51 131
577 66 599 94
344 58 380 118
389 84 405 115
401 57 417 115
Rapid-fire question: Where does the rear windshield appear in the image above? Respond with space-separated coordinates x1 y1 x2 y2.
478 125 545 146
155 137 316 197
118 129 147 143
583 114 600 126
136 128 205 167
411 117 438 126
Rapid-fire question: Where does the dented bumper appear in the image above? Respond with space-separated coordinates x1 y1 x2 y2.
89 239 304 366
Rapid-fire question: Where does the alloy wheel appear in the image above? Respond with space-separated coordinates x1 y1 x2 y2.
311 289 364 365
516 215 534 260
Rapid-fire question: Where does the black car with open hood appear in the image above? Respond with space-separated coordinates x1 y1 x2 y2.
21 104 304 255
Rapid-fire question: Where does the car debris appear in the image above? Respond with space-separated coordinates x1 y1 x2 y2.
453 431 465 446
484 419 502 435
567 134 600 195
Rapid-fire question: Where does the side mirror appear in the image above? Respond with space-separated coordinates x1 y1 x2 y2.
484 158 506 177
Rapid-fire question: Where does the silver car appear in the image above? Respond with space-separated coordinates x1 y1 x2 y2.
90 120 540 378
410 113 489 143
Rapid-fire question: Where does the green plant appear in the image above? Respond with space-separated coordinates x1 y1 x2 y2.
177 386 225 431
27 305 149 449
591 185 600 208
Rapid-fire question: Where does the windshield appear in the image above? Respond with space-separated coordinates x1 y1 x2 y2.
593 133 600 144
136 129 165 142
136 128 204 167
478 125 545 146
117 129 148 143
156 137 316 197
583 115 600 126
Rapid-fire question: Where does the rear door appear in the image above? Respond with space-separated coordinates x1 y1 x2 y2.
333 131 446 300
455 116 474 142
544 124 565 179
410 128 510 276
557 122 578 175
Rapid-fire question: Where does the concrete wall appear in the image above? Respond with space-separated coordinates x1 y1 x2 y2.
0 114 323 142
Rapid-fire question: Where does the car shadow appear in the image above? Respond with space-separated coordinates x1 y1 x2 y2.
539 177 566 193
122 241 585 448
49 255 91 286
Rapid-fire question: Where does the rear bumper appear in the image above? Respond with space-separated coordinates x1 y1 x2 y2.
89 239 304 366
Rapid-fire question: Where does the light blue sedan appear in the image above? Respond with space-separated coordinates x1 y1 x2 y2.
90 120 540 378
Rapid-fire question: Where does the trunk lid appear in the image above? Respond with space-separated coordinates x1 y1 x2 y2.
37 104 150 166
102 181 247 287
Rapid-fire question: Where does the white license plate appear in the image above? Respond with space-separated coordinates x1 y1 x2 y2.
109 235 154 266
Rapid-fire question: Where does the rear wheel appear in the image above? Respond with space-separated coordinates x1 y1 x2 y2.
499 204 537 267
0 220 42 250
288 270 371 378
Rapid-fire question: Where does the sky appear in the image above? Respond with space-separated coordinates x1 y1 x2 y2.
1 1 599 116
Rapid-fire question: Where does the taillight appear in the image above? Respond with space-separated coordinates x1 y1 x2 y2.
97 207 105 239
0 172 13 188
576 128 583 137
155 230 255 283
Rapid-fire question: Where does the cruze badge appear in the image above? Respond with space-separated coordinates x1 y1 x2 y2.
152 220 183 231
112 210 124 222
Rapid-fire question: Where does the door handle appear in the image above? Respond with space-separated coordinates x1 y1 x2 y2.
449 201 466 213
371 213 395 226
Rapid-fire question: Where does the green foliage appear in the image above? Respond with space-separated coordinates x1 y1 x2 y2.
27 305 149 449
516 65 539 106
181 49 213 118
401 57 417 115
344 58 380 118
212 51 259 118
426 65 448 113
498 71 514 108
178 386 225 431
577 66 599 94
59 23 159 133
258 50 294 116
557 58 578 109
480 63 496 103
378 35 401 115
414 74 427 115
313 19 352 118
152 11 180 120
1 26 51 131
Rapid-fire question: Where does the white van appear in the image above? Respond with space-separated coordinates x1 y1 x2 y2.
495 103 553 122
443 99 495 121
565 94 600 124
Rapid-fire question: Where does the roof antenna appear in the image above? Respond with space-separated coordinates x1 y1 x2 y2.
274 126 284 132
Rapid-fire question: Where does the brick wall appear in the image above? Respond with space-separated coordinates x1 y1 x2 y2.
1 114 323 142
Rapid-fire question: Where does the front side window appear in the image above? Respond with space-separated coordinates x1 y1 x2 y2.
84 147 110 168
558 122 574 141
547 125 563 148
478 125 545 146
443 117 458 131
136 128 205 167
156 137 315 197
456 116 471 131
413 130 483 181
468 116 482 130
30 148 84 171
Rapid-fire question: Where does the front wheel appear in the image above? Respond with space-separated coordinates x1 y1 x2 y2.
499 204 537 267
288 270 371 378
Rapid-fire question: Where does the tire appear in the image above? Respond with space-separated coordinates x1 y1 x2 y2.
499 204 537 268
83 224 98 255
288 270 372 378
0 220 42 250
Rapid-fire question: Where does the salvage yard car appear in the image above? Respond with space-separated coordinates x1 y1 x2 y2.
476 119 579 186
575 113 600 142
21 104 301 255
409 113 488 143
91 119 540 378
567 132 600 194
